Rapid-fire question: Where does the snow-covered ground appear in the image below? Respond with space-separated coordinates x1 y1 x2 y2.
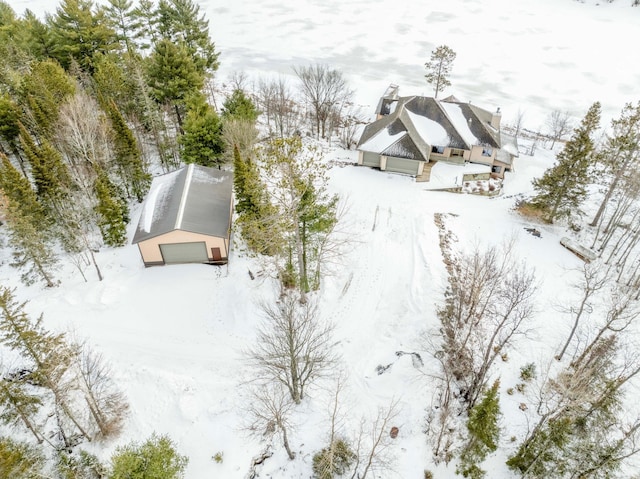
4 0 640 477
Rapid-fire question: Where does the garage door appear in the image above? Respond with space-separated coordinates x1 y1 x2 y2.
385 156 420 176
159 242 208 264
362 151 381 168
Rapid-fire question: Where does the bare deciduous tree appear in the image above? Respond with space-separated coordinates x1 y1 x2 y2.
438 239 536 409
55 91 112 195
294 64 353 139
74 343 129 440
546 110 574 149
246 383 296 460
508 292 640 477
556 264 609 362
338 105 367 150
349 399 399 479
248 291 336 404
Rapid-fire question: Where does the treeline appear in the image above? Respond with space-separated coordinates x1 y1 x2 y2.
0 0 231 286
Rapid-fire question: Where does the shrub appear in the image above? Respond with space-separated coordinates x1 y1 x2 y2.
57 450 107 479
312 439 355 479
109 433 188 479
519 363 536 382
212 451 223 463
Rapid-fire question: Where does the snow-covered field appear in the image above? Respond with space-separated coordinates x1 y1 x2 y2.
5 0 640 477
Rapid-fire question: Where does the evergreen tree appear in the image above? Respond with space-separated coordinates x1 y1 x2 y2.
19 123 72 211
103 0 141 55
424 45 457 98
146 38 204 128
0 193 58 288
92 53 138 116
156 0 219 74
109 434 188 479
233 144 277 255
457 380 500 479
0 376 44 445
105 99 150 201
130 0 158 51
19 59 76 140
0 436 46 479
94 171 129 247
48 0 119 72
589 101 640 227
530 102 601 223
21 10 55 61
179 93 224 166
0 287 92 447
260 137 339 296
222 89 259 122
0 154 46 223
0 94 25 172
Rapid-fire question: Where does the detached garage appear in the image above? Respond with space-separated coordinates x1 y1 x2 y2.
132 164 233 266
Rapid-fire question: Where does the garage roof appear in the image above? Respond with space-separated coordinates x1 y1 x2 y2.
132 164 233 244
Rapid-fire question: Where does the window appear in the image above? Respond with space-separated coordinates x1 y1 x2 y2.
482 147 493 157
492 165 502 173
431 145 445 154
451 148 464 157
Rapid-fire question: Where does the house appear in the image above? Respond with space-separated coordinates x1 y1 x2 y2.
132 164 233 266
357 86 518 182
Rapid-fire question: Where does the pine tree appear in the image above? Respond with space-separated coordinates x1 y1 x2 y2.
0 154 46 224
457 380 500 479
19 123 72 211
233 144 278 255
146 38 204 128
425 45 457 98
260 137 339 296
0 287 91 447
48 0 119 71
105 99 150 201
0 375 45 444
103 0 142 55
589 102 640 227
530 102 601 223
21 9 55 61
222 89 259 122
94 171 129 247
0 193 58 288
0 436 46 478
179 93 224 167
92 53 138 116
130 0 158 51
156 0 219 74
19 59 76 139
0 94 26 174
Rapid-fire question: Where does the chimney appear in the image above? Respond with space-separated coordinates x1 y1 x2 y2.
490 107 501 130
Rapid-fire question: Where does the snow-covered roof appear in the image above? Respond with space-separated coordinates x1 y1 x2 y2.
132 164 233 244
440 102 481 147
358 93 502 158
359 128 407 153
405 110 449 146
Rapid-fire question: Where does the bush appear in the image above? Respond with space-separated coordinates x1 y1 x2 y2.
0 437 46 479
519 363 536 382
109 434 188 479
57 450 107 479
312 439 355 479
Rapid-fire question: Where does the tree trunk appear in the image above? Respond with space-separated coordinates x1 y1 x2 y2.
281 424 295 460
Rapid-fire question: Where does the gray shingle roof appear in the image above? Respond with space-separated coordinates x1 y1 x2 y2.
358 94 503 156
132 164 233 244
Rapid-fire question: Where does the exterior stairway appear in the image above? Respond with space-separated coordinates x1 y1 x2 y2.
416 161 437 182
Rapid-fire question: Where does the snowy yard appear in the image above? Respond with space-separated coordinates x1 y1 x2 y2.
5 0 640 477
